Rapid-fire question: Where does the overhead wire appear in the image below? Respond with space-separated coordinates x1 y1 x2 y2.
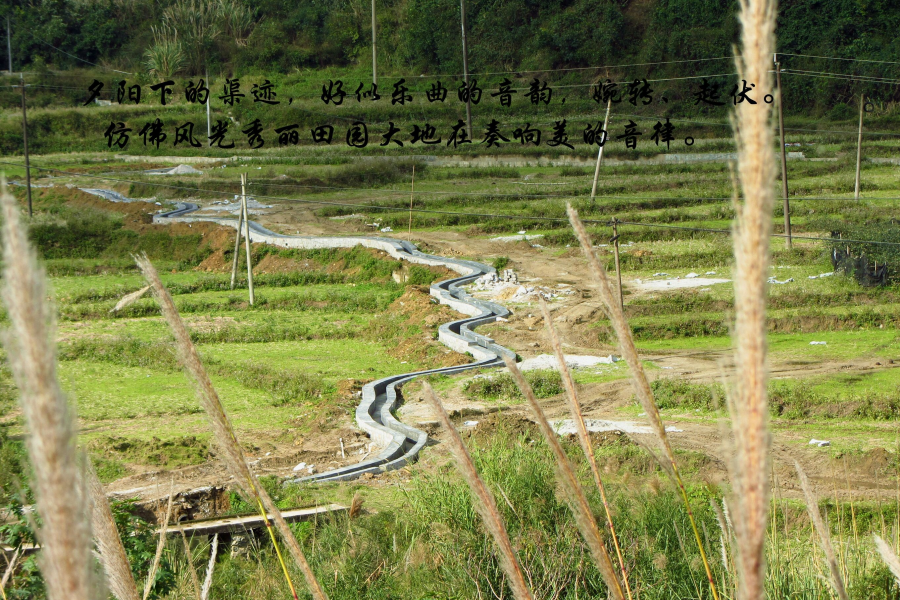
2 159 900 248
779 53 900 66
31 36 132 75
7 158 900 203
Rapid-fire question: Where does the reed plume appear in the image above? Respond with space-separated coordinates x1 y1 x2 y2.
730 0 777 596
796 463 848 600
567 204 719 600
423 382 534 600
874 534 900 585
0 181 95 600
87 463 140 600
537 299 632 598
135 254 328 600
503 356 625 600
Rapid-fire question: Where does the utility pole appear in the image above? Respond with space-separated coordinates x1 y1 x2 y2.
229 192 244 290
589 98 613 210
6 16 11 74
241 173 254 306
408 165 415 241
459 0 472 139
611 218 623 312
371 0 377 87
20 75 31 217
854 93 864 200
775 60 791 249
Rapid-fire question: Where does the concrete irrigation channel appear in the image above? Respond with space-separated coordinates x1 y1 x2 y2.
154 202 516 483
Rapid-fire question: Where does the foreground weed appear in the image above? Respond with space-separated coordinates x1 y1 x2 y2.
136 253 328 600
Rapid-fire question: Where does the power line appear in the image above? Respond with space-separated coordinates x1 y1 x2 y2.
5 159 900 202
780 70 900 87
779 53 900 67
3 159 900 248
373 56 737 80
32 36 132 75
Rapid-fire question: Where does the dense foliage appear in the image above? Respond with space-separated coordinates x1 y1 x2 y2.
2 0 899 110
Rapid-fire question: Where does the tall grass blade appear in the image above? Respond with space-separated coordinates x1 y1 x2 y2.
0 548 19 600
179 529 202 600
796 462 849 600
503 356 625 600
0 181 95 600
143 481 174 600
200 534 218 600
423 382 534 600
87 463 140 600
537 299 632 599
566 204 719 600
135 253 328 600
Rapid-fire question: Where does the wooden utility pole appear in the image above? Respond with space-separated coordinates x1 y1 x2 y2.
6 16 11 74
408 165 415 241
229 193 244 290
459 0 472 139
371 0 377 86
19 75 31 217
589 98 613 209
775 61 791 248
241 173 254 305
854 93 864 200
611 219 623 312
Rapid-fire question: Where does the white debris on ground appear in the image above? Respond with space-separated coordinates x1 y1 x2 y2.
78 188 137 203
146 164 204 175
380 227 393 232
517 354 619 372
205 196 273 213
490 233 545 242
329 213 366 220
634 274 731 291
808 272 834 279
553 419 682 436
469 270 576 302
809 341 827 345
809 439 831 447
291 461 316 474
768 276 794 284
462 420 479 427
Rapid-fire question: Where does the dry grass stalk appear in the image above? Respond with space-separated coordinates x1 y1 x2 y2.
795 463 849 600
874 535 900 585
537 299 632 599
1 547 20 600
143 482 175 600
423 382 534 600
110 285 150 313
87 463 141 600
349 492 364 519
503 356 625 600
0 182 95 600
135 254 327 600
566 205 719 600
200 533 218 600
178 530 202 600
729 0 778 594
